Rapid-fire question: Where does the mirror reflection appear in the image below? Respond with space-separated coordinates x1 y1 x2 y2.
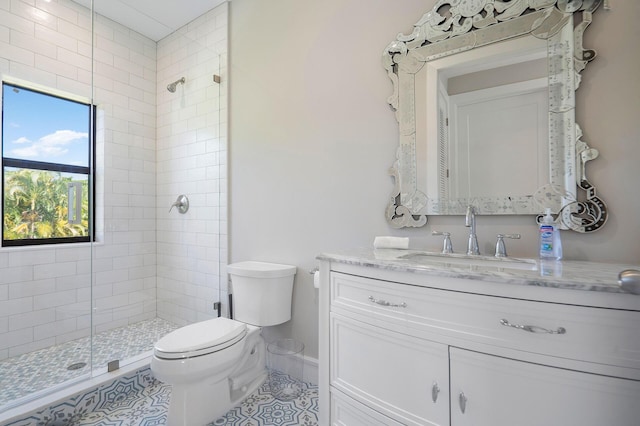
420 37 548 211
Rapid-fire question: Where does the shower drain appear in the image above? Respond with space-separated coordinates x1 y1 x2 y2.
67 362 87 371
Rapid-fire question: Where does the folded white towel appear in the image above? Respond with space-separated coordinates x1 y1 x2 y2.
373 236 410 250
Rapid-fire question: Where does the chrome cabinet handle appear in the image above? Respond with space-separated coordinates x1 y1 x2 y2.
431 382 440 403
459 392 467 414
368 296 407 308
500 318 566 334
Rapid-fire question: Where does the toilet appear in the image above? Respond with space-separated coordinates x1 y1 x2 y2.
151 261 297 426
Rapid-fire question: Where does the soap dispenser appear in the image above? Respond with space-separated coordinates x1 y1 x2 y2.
539 208 562 260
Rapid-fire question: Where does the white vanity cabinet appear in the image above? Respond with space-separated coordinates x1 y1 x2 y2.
318 258 640 426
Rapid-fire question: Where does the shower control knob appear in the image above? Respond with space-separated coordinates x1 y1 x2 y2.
169 195 189 214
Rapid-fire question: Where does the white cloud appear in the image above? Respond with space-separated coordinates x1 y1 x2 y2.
40 130 87 146
9 130 87 158
12 136 31 144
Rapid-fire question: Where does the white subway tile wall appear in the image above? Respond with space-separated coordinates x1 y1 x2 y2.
156 4 229 326
0 0 228 362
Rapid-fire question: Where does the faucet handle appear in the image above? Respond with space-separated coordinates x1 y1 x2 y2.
495 234 521 258
432 231 453 254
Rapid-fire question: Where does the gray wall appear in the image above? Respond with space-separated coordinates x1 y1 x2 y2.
229 0 640 359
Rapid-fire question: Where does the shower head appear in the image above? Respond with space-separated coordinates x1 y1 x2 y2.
167 77 185 93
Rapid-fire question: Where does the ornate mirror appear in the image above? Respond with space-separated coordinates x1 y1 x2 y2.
384 0 607 233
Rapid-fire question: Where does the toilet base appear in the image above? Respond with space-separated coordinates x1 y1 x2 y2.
230 370 267 406
166 370 267 426
160 327 267 425
167 377 230 426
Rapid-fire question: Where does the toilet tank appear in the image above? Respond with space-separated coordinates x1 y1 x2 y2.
227 261 297 326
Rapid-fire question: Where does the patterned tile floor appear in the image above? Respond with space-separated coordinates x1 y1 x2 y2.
0 318 179 408
76 372 318 426
2 319 318 426
4 368 318 426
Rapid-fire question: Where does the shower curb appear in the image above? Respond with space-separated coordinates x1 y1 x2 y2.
0 364 154 426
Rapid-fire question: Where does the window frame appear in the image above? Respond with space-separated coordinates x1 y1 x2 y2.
1 81 96 247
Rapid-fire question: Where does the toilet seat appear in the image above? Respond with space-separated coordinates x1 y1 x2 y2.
154 317 247 360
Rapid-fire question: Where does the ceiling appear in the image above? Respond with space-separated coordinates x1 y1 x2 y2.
72 0 226 41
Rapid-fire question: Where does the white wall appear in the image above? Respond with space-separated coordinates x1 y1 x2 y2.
156 4 229 326
229 0 640 359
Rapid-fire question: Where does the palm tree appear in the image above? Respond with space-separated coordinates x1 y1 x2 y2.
4 169 89 240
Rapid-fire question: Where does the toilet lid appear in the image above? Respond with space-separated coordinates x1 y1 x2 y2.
154 317 247 359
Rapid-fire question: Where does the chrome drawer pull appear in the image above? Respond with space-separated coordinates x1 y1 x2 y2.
368 296 407 308
500 318 566 335
459 392 467 414
431 382 440 403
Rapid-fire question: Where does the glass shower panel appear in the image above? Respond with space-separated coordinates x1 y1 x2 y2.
0 0 94 411
154 4 228 331
89 0 168 373
89 0 228 372
0 0 229 414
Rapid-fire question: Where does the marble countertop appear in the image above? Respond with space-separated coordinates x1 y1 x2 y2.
317 248 640 295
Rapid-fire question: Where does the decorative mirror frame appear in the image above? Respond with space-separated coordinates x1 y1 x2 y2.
384 0 607 233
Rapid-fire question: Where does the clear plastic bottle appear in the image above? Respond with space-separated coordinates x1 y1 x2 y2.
539 208 562 260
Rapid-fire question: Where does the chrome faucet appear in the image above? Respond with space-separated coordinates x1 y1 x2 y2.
465 205 480 255
432 231 454 254
494 234 521 257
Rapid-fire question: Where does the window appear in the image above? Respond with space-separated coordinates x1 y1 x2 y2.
2 82 94 246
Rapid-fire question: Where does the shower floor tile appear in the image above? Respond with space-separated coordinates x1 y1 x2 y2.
0 318 179 408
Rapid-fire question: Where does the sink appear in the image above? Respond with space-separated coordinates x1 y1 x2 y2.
398 251 538 271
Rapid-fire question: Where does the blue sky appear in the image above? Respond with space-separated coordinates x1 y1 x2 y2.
2 83 89 167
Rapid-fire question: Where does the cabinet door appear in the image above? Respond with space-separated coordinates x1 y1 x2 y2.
450 347 640 426
330 313 449 426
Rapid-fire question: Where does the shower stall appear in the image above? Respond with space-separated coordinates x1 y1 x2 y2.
0 0 228 416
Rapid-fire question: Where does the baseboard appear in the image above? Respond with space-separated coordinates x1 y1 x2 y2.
302 355 319 385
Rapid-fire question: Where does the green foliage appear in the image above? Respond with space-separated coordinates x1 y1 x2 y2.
3 169 89 240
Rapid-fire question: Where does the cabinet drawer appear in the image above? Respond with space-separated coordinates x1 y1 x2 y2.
330 313 449 426
331 272 640 371
331 390 404 426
